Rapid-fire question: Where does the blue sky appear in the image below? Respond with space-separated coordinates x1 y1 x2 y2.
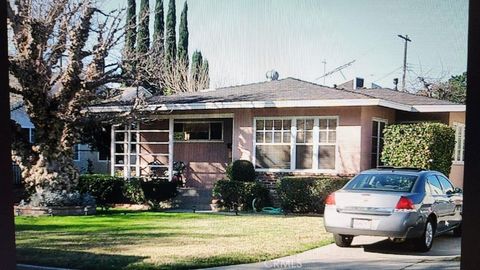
104 0 468 89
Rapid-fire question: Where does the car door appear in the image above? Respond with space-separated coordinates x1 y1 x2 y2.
436 175 461 228
425 175 449 233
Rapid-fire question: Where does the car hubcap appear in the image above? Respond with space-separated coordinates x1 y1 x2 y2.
425 222 433 247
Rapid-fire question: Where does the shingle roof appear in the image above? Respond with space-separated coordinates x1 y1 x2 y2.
149 77 460 106
92 77 462 112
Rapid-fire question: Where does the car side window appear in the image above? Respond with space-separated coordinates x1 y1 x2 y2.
436 175 454 194
426 176 444 195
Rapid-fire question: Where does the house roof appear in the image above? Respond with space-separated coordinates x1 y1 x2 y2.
89 78 465 113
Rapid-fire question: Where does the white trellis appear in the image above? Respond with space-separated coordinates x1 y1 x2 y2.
111 118 173 181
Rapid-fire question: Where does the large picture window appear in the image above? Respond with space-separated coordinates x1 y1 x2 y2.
254 117 338 171
453 123 465 163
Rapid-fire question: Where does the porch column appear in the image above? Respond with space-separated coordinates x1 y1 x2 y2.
168 117 174 181
110 125 115 176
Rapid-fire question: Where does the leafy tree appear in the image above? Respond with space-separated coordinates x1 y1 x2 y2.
165 0 177 64
417 72 466 104
178 2 189 66
136 0 150 54
7 1 124 196
190 51 210 90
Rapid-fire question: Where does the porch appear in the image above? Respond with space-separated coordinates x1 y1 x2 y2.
111 114 233 190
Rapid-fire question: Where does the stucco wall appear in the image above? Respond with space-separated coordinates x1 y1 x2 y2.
359 106 396 171
449 112 466 188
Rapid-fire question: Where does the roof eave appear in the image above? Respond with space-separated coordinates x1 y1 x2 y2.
86 99 465 113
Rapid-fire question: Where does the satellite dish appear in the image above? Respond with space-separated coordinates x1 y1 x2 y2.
266 70 279 81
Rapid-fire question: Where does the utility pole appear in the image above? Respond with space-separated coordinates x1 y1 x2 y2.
322 59 327 85
397 34 411 91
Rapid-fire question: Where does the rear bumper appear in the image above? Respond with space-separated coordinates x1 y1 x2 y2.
324 206 426 239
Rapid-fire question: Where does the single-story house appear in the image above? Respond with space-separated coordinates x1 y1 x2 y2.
89 78 466 189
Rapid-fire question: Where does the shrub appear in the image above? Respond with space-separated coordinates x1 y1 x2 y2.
212 180 270 211
78 174 125 208
277 176 350 213
141 179 179 209
381 123 456 175
230 160 256 182
78 175 178 209
29 190 95 207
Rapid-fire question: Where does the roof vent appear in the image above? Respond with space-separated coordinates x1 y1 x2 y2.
266 70 279 81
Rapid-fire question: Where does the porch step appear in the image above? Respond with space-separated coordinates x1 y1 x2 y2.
173 188 213 211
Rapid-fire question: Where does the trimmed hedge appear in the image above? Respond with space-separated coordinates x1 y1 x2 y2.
77 174 178 209
277 176 350 213
212 180 270 211
229 160 256 182
381 123 456 175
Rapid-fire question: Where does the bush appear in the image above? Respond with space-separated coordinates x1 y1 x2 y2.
277 176 350 214
78 174 125 207
381 123 456 175
230 160 256 182
141 179 179 209
212 180 270 211
77 174 178 209
29 190 95 207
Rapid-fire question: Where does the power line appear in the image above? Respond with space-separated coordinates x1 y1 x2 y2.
372 66 403 83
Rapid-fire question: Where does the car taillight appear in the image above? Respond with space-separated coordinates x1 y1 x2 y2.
395 196 414 210
325 193 335 205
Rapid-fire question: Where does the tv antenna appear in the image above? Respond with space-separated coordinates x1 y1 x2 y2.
315 60 356 82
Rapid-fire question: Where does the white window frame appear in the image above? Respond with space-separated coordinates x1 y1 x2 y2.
174 120 224 142
253 116 338 173
453 122 465 164
371 118 388 168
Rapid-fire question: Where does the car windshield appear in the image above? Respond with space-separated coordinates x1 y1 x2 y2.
345 173 418 192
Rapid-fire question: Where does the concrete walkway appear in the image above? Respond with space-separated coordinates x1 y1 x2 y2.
205 235 460 270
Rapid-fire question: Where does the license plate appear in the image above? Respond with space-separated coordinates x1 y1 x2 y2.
352 219 371 229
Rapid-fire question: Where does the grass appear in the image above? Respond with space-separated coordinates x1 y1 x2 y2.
15 210 333 269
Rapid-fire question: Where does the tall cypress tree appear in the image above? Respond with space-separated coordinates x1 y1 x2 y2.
177 2 189 66
202 59 210 89
191 50 203 82
125 0 136 54
136 0 150 54
153 0 165 54
165 0 177 64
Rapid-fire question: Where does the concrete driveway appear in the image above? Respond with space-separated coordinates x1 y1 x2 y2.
205 234 460 270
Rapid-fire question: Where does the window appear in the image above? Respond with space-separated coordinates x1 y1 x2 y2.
174 121 223 141
255 119 291 169
73 144 80 161
254 117 337 171
319 118 337 170
426 175 443 195
345 174 417 193
371 119 387 168
437 175 455 194
98 147 109 161
453 123 465 163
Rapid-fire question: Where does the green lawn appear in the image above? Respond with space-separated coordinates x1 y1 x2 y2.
15 211 332 270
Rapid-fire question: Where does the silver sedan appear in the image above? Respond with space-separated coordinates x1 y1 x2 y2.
324 168 463 252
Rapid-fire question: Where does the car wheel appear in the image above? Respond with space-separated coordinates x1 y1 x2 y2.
334 234 354 247
453 223 462 237
413 219 435 252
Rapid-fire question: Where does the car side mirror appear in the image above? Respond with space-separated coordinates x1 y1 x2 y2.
454 187 463 194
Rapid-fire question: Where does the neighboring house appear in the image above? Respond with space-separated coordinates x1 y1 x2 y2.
88 78 466 190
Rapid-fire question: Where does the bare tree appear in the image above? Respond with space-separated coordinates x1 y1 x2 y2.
7 0 125 196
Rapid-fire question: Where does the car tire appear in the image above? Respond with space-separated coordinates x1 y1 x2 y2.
334 234 354 247
453 223 462 237
413 219 435 252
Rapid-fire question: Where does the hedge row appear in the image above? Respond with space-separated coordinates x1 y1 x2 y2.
77 174 178 209
381 123 455 175
277 176 350 214
212 180 270 211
